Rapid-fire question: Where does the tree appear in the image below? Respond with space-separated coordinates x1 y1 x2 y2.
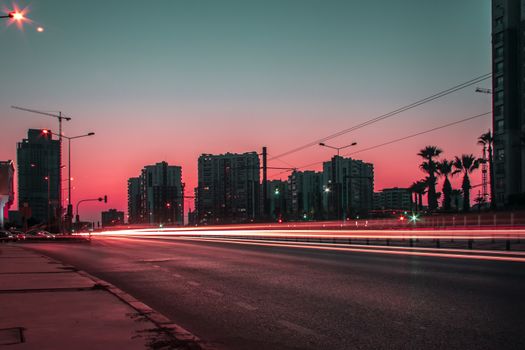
437 159 454 211
478 131 495 208
418 146 442 211
410 180 427 211
453 154 481 212
409 182 419 211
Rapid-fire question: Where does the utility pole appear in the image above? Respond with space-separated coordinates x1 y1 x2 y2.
12 106 71 233
262 147 268 220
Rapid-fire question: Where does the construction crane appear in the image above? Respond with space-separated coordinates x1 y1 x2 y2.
11 105 72 233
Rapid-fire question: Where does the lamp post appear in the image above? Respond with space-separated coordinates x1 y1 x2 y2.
43 129 95 232
319 142 357 219
0 11 23 20
318 141 357 156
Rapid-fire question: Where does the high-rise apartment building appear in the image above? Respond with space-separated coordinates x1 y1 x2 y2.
127 162 184 226
492 0 525 205
127 177 141 223
0 160 15 229
197 152 260 224
287 170 323 220
17 129 61 226
322 156 374 218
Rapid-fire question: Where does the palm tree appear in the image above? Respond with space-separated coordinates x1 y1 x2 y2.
453 154 481 212
418 146 442 211
437 159 454 211
478 131 495 208
411 180 427 211
409 182 419 211
451 189 462 211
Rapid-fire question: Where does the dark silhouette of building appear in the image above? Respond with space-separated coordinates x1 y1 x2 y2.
127 177 141 223
266 179 288 221
17 129 61 228
287 170 323 220
322 156 374 219
197 152 260 224
101 209 124 227
0 160 15 229
128 162 184 226
373 187 412 211
492 0 525 205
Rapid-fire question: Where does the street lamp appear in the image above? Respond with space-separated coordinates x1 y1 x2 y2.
42 129 95 231
0 11 24 20
319 142 357 156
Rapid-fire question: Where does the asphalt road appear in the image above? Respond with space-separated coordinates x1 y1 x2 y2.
25 236 525 350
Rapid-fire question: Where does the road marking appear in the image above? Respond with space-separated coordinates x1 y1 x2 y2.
235 301 257 311
278 320 316 336
205 289 224 297
172 273 182 278
187 281 201 287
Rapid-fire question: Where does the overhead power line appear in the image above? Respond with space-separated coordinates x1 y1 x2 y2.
269 111 491 178
269 73 492 161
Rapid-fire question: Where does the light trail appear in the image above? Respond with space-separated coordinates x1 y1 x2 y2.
92 227 525 240
97 236 525 263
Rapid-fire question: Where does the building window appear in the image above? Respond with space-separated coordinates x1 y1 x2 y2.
495 62 504 75
495 90 504 104
494 105 503 117
495 162 505 174
496 177 505 189
495 119 504 135
494 76 504 89
496 148 505 161
493 32 503 45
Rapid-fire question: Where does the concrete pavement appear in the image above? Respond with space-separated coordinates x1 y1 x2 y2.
0 244 207 350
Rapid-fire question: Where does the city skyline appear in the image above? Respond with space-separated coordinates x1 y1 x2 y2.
0 0 492 221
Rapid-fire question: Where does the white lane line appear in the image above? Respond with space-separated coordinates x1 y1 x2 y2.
172 273 182 278
187 281 201 287
235 301 257 311
206 289 224 297
278 319 317 336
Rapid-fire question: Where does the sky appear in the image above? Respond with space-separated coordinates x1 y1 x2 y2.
0 0 492 222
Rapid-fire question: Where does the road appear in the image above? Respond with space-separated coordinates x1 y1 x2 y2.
25 235 525 350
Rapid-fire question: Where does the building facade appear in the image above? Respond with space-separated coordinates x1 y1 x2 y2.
266 179 288 221
127 162 184 226
373 187 412 211
197 152 260 224
287 170 323 220
101 209 125 227
492 0 525 205
322 156 374 218
0 160 15 229
17 129 61 227
127 177 141 223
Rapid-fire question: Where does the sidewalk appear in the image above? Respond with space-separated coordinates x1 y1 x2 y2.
0 244 205 350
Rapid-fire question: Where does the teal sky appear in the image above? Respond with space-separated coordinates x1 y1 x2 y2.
0 0 492 221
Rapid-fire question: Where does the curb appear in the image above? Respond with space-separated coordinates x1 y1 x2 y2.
21 247 217 350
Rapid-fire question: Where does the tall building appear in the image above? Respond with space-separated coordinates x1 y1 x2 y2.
266 179 288 221
101 209 125 227
127 177 141 223
127 162 184 226
17 129 61 226
197 152 260 224
373 187 412 211
322 156 374 218
492 0 525 205
0 160 15 229
287 170 323 220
